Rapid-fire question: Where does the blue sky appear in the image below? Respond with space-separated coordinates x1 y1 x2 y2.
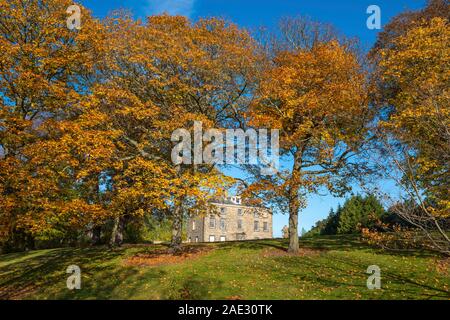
78 0 426 236
80 0 425 46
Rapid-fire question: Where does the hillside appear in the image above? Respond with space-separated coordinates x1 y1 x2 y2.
0 236 448 300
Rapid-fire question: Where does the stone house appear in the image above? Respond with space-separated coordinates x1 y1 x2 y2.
187 196 273 242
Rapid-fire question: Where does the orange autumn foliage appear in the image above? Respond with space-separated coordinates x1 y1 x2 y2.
247 38 370 252
0 2 259 247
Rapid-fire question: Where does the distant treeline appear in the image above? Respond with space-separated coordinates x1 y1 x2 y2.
304 194 407 237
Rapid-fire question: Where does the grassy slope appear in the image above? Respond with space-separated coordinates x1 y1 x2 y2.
0 235 448 300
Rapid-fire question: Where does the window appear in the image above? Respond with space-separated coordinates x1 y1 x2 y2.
220 218 226 231
209 235 215 242
237 208 243 216
237 234 245 240
195 236 199 243
263 222 268 232
209 216 216 228
253 210 259 218
254 220 259 231
220 236 226 242
188 237 191 243
237 219 242 230
220 207 226 215
192 220 196 231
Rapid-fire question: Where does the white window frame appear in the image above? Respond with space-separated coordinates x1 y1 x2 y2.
209 216 216 228
220 218 226 231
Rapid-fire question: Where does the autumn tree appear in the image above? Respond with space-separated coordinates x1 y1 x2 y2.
368 0 449 254
372 18 449 211
90 14 261 249
0 0 108 250
245 18 370 253
370 0 449 56
0 1 262 251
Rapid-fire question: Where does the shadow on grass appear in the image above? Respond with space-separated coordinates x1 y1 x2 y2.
300 235 370 250
1 237 447 300
0 247 126 299
215 235 368 252
257 249 450 299
162 274 223 299
57 265 168 300
0 243 215 300
328 255 450 299
301 235 439 258
217 239 288 252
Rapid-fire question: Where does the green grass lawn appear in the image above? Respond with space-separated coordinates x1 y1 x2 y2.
0 235 448 300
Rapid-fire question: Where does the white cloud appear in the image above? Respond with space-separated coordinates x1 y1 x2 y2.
145 0 196 18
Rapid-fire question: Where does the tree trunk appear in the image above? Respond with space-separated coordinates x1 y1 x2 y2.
169 164 183 254
109 216 124 248
91 226 102 245
288 187 300 253
288 148 302 253
109 217 119 248
169 205 183 254
117 217 125 245
24 232 35 251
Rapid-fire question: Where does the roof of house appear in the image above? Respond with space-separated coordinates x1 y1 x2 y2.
210 197 270 211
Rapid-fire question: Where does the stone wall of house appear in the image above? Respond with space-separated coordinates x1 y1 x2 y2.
186 215 205 243
187 203 272 242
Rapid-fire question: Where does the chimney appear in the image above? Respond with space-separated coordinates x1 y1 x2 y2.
230 196 241 205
